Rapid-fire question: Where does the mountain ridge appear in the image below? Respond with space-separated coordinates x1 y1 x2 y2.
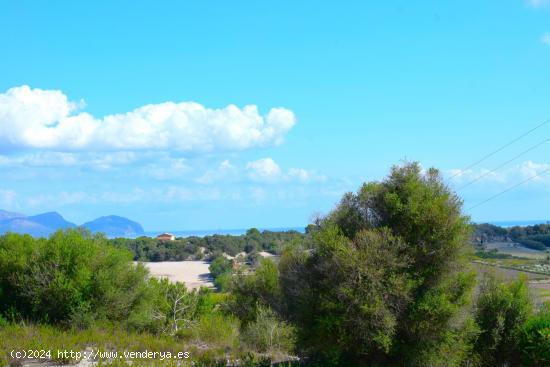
82 215 144 238
0 210 144 238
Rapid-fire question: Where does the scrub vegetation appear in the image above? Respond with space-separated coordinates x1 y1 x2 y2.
1 162 549 366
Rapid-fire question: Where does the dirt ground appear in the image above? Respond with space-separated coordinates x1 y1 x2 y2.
137 261 214 290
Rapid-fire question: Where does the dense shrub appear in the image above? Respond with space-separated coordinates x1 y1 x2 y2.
475 249 514 259
241 305 296 354
192 313 240 350
209 256 233 291
228 259 281 325
519 307 550 366
473 223 550 250
0 229 154 326
111 229 309 262
473 274 532 366
209 256 233 278
279 162 475 366
516 238 547 251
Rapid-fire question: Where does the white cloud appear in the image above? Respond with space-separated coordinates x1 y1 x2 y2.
25 191 89 208
162 186 222 201
542 33 550 45
447 167 507 184
0 85 296 152
246 157 327 183
448 160 550 187
142 157 190 180
0 151 140 169
288 168 327 183
197 160 236 184
0 152 78 167
246 158 283 182
518 160 550 181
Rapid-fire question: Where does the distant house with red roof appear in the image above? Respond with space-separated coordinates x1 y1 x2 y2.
156 233 175 241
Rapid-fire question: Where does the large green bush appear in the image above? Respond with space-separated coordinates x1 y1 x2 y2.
0 229 154 326
473 274 532 366
279 162 476 366
228 259 281 325
519 307 550 366
241 305 296 355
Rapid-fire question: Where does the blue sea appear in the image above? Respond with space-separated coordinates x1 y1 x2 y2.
130 221 550 239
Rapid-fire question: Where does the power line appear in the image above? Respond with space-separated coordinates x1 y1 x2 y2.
457 136 550 191
449 118 550 180
468 165 550 211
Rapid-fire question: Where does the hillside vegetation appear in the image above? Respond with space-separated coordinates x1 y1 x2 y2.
110 228 309 262
474 222 550 251
1 163 549 366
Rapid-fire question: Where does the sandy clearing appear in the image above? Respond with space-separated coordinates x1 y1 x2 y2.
137 261 214 290
259 251 277 258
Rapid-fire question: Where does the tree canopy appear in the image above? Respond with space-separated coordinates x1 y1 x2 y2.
279 162 476 365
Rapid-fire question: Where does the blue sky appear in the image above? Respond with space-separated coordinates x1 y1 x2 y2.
0 0 549 230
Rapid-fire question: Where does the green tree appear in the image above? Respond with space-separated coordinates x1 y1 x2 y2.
209 256 232 279
279 162 476 366
209 256 233 291
0 230 154 326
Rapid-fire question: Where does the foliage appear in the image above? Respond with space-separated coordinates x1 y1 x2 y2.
195 288 227 316
228 259 281 325
473 223 508 240
516 238 548 251
6 163 550 366
0 229 154 326
473 222 550 250
111 229 309 262
209 256 233 291
0 322 237 366
279 162 476 366
473 274 532 366
241 305 296 354
150 278 199 335
191 313 240 350
209 256 233 278
213 272 232 292
475 249 515 259
519 307 550 366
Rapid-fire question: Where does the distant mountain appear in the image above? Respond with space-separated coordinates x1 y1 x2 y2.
82 215 144 237
0 210 143 238
0 210 25 221
28 212 76 230
0 217 53 237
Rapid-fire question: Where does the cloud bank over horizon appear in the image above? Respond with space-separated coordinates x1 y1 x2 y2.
0 85 296 153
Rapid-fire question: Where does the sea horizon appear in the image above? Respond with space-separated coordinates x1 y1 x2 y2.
136 220 550 239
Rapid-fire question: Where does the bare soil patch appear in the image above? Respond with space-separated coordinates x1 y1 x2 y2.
137 261 214 290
